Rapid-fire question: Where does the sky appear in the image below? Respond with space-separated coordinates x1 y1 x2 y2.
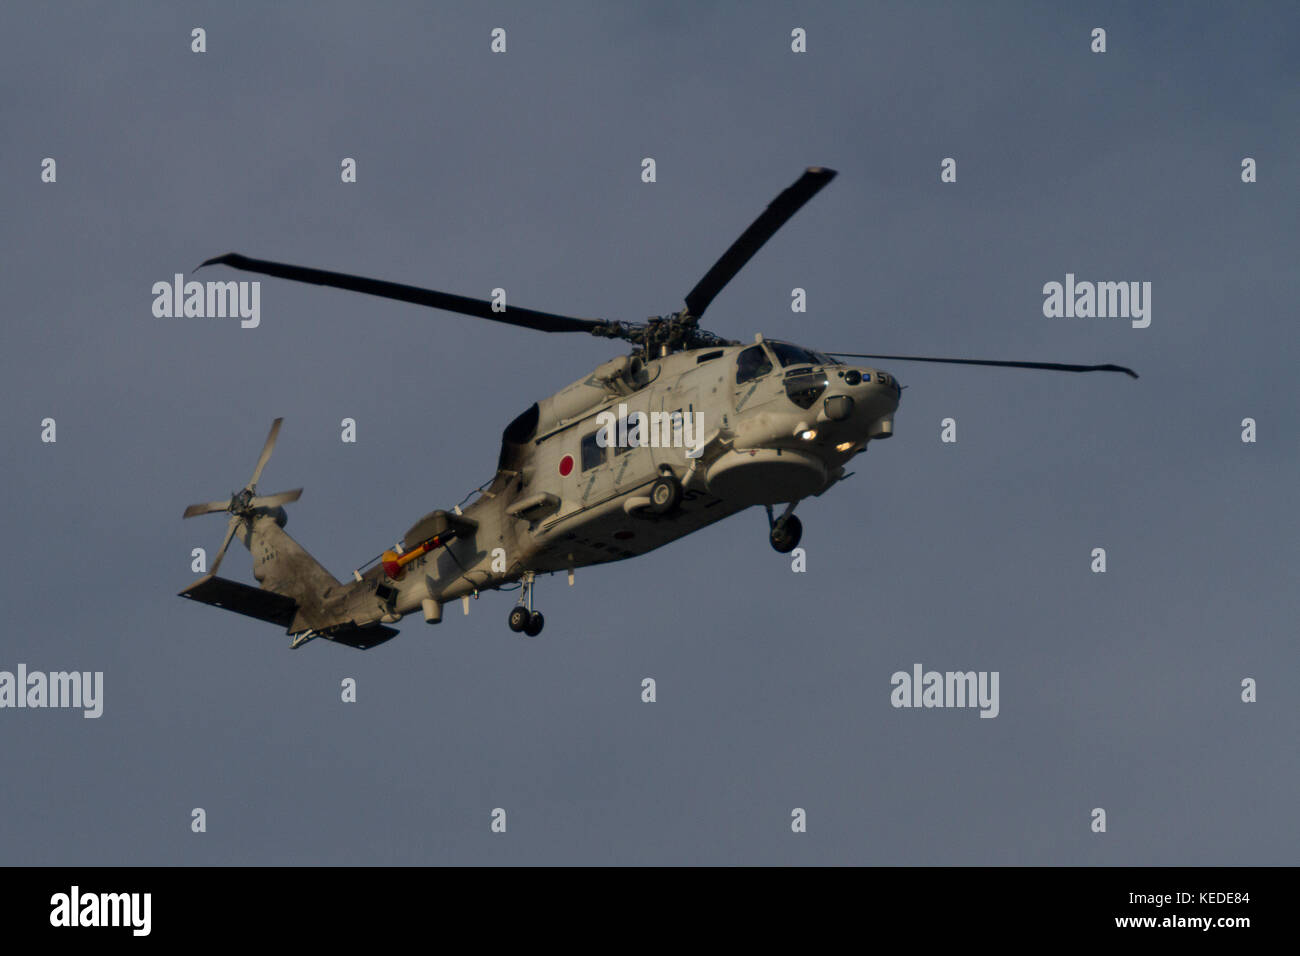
1 1 1296 865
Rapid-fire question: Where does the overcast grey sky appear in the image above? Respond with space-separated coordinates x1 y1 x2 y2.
1 1 1296 864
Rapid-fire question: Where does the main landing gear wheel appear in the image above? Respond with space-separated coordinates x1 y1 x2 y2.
647 474 682 515
769 515 803 553
509 571 545 636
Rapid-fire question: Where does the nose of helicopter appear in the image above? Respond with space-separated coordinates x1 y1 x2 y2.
823 365 900 419
791 364 899 449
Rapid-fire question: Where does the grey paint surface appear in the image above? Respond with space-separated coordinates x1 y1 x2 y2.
0 2 1296 864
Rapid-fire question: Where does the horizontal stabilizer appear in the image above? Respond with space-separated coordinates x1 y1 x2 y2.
179 574 297 627
317 623 400 650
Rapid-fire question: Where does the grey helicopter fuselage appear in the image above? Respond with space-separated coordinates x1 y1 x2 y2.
364 335 899 626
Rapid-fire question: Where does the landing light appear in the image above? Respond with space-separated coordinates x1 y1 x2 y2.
836 441 854 452
799 429 817 441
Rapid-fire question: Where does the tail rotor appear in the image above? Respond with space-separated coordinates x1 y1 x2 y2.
182 417 302 575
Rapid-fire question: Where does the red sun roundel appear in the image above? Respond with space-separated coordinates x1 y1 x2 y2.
559 454 574 477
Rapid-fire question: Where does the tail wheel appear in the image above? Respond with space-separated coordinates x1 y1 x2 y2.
508 606 530 632
769 515 803 553
524 611 545 637
648 475 682 515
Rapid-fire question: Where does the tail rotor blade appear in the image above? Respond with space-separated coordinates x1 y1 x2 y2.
248 488 302 510
247 418 283 490
183 499 232 519
208 514 241 576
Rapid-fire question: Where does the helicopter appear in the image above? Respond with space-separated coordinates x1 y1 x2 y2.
179 167 1136 649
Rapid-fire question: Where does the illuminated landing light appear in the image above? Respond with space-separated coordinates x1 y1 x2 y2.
799 429 817 441
835 441 854 452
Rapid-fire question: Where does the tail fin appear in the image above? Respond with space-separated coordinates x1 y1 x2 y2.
243 514 339 628
178 418 400 650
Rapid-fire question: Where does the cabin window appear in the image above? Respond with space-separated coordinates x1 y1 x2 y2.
735 345 773 385
580 430 605 471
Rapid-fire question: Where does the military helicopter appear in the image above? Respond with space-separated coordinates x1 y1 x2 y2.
179 167 1136 648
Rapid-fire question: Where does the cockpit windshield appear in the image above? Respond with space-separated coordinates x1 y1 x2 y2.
768 341 837 368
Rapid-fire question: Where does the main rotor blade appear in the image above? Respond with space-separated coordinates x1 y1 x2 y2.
683 167 837 321
249 488 302 510
200 253 607 335
248 417 283 490
830 353 1138 378
183 499 231 519
208 514 241 577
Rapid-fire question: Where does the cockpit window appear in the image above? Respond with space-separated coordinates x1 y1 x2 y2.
770 341 833 368
735 345 773 384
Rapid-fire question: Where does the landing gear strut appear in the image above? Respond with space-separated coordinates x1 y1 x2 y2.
507 571 545 636
766 502 803 554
